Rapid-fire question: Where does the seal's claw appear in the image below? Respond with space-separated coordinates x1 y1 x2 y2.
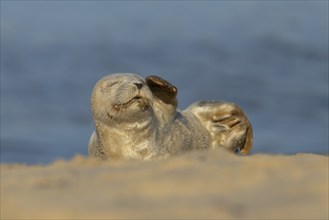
239 122 253 155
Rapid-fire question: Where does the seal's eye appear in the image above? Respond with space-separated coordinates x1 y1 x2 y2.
106 81 119 88
101 81 120 93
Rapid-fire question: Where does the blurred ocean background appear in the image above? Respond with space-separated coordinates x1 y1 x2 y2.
1 1 328 164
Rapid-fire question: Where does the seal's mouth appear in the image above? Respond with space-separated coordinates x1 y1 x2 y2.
135 96 149 111
113 96 148 111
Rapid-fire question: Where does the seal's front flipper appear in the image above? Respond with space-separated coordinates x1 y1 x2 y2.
145 75 178 124
186 101 253 155
146 75 177 104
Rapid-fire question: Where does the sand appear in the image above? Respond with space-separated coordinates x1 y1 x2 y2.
1 150 328 219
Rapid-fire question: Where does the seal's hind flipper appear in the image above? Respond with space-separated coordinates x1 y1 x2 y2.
186 101 253 155
239 121 253 155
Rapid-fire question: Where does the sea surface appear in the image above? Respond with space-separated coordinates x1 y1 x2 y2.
1 1 328 164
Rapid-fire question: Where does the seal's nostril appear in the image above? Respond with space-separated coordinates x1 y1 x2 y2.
134 83 143 90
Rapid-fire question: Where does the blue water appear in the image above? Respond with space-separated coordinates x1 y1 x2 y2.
1 1 328 164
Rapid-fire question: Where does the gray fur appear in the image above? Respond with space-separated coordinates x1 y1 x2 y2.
89 73 252 160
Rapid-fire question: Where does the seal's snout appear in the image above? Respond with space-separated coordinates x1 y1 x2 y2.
134 82 143 90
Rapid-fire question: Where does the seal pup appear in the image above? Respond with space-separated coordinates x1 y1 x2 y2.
89 73 253 160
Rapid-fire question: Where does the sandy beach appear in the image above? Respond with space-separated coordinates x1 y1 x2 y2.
1 150 328 219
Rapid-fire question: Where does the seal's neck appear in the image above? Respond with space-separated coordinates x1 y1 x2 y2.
95 117 158 160
152 96 177 126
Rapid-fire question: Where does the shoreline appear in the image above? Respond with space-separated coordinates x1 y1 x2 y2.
1 150 328 219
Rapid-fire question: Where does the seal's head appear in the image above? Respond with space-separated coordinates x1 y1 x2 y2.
91 73 154 126
89 73 179 160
